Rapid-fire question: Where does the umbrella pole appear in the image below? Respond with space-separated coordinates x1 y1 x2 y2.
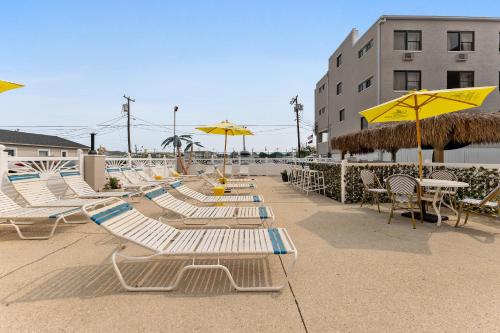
223 130 228 179
415 107 423 180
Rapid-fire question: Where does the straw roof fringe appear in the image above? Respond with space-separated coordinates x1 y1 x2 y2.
331 112 500 154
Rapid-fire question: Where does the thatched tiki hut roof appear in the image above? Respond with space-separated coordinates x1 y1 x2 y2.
331 112 500 161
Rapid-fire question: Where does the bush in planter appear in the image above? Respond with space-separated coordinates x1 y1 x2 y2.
280 170 289 182
104 177 121 190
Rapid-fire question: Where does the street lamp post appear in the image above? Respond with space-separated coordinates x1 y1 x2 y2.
173 105 179 157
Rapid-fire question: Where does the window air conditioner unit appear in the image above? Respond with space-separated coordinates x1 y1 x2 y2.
402 52 414 61
456 53 468 61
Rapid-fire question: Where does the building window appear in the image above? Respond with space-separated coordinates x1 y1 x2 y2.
336 82 342 95
61 150 68 157
447 31 474 51
360 117 368 130
358 76 373 92
394 31 422 51
318 107 326 115
38 149 50 157
358 39 374 58
447 71 474 88
339 109 345 122
318 83 326 94
336 54 342 67
394 71 421 91
5 148 16 156
319 131 328 143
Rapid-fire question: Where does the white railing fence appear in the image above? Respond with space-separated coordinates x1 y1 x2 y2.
0 146 84 201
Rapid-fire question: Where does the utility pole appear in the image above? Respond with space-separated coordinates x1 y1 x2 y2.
173 106 179 157
290 95 303 157
123 94 135 154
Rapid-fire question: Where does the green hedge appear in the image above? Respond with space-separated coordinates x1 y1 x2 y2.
309 163 499 205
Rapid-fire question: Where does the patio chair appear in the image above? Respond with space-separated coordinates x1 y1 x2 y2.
144 186 272 225
170 180 263 203
121 167 166 187
60 171 140 199
386 174 423 229
0 190 81 240
8 172 107 208
360 169 387 213
455 185 500 227
81 198 297 292
428 169 458 210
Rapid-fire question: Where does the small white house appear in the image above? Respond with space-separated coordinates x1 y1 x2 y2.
0 129 89 157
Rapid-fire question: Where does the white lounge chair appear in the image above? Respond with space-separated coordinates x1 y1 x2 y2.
8 173 106 208
199 171 256 190
144 186 273 225
60 171 139 199
215 166 255 182
82 198 297 292
170 181 263 203
121 167 165 187
135 168 173 183
106 168 156 192
238 165 250 177
0 190 81 240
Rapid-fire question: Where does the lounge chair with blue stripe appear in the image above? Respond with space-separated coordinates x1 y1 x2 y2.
8 173 107 208
0 190 81 240
81 198 297 292
106 168 157 192
60 171 140 199
170 180 263 204
144 186 273 225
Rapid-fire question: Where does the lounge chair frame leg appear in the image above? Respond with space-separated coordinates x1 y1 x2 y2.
111 250 297 292
5 216 62 240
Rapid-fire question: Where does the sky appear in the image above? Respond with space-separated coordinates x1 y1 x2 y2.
1 0 499 154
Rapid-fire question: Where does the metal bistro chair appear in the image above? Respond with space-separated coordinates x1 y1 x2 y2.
386 174 423 229
455 185 500 227
429 169 458 210
360 169 387 213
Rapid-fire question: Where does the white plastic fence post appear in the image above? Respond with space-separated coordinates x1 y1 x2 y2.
0 145 8 181
265 157 269 176
77 149 84 176
147 153 152 167
127 153 132 168
163 155 168 178
340 159 347 204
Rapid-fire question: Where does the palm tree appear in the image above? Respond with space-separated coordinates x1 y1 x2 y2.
161 134 192 174
184 139 204 172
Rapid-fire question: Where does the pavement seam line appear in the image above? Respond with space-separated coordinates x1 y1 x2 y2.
278 256 309 333
0 235 89 281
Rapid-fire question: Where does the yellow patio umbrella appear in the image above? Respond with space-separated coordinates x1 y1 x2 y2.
0 80 24 93
359 86 496 179
196 120 253 179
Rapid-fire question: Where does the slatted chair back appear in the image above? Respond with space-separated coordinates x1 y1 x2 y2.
386 174 419 196
171 181 207 201
84 199 180 252
121 168 144 184
239 165 249 176
200 172 218 186
7 173 59 205
60 171 97 196
205 165 215 174
106 168 130 185
0 190 22 213
360 170 382 190
144 187 197 217
480 185 500 206
134 168 153 181
429 170 457 181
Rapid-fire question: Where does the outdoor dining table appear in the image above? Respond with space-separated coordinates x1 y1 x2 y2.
402 178 469 226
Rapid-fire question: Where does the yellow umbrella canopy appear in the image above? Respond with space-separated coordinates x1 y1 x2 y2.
359 86 496 178
0 80 24 93
196 120 253 178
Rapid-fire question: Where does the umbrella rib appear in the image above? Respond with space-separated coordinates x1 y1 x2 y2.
416 94 439 108
370 98 413 122
420 94 479 107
